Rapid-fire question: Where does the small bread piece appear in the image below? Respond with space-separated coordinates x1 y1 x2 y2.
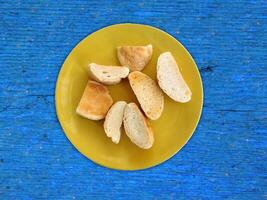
157 52 192 103
104 101 127 144
123 103 154 149
76 80 113 120
88 63 129 85
128 71 164 120
117 44 153 71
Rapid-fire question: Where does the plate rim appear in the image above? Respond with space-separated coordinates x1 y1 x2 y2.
55 23 204 171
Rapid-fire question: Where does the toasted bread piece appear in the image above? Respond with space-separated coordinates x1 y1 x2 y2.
157 52 192 103
76 80 113 120
117 44 153 71
88 63 129 85
104 101 127 144
128 71 164 120
123 103 154 149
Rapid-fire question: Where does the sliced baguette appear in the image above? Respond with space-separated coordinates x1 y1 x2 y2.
157 52 192 103
88 63 129 85
76 80 113 120
117 44 153 71
104 101 127 144
128 71 164 120
123 103 154 149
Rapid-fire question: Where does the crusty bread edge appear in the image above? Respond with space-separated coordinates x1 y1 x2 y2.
117 44 153 72
76 109 105 120
128 71 164 120
76 80 113 120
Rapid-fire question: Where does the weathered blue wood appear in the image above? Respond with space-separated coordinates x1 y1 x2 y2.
0 0 266 199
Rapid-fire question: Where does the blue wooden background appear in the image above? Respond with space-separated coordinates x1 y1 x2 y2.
0 0 266 199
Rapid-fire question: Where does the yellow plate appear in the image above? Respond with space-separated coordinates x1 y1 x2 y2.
55 23 203 170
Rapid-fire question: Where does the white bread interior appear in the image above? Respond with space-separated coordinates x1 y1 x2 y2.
157 52 192 103
88 63 129 85
104 101 127 144
123 103 154 149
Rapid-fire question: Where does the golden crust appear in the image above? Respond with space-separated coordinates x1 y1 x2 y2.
76 80 113 120
117 44 153 71
128 71 164 120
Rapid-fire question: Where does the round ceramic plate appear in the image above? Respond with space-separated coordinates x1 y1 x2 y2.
56 23 203 170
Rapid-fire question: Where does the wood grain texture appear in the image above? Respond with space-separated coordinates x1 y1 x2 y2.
0 0 266 199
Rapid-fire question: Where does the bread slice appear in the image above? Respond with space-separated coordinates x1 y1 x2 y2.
76 80 113 120
104 101 127 144
123 103 154 149
88 63 129 85
117 44 153 71
128 71 164 120
157 52 192 103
